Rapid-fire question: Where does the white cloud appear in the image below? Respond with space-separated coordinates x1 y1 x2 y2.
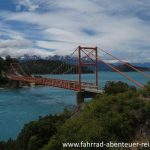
0 47 52 58
0 0 150 62
0 39 31 48
0 39 52 57
15 0 39 11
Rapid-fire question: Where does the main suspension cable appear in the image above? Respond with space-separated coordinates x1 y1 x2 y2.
98 47 150 78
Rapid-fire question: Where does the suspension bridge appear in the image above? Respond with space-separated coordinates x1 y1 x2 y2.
7 46 150 104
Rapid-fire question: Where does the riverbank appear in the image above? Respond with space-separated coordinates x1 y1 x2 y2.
0 81 150 150
0 79 27 89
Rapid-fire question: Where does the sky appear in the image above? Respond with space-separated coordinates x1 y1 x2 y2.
0 0 150 62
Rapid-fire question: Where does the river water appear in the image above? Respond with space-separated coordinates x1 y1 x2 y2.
0 72 150 140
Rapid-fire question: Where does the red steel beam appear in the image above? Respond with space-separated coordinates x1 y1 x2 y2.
8 75 94 91
78 46 81 91
78 46 99 88
79 46 97 50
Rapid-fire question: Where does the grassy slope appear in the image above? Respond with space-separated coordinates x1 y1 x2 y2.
43 90 150 150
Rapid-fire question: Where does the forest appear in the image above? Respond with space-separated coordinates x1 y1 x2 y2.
0 56 92 87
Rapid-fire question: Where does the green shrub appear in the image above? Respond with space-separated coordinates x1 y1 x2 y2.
104 81 134 95
142 81 150 97
43 90 148 150
16 111 70 150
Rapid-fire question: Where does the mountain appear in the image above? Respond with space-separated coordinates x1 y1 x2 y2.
17 55 150 71
18 54 42 62
21 60 93 74
98 61 112 71
115 63 150 72
132 63 150 68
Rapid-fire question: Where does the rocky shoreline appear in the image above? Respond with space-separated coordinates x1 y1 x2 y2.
0 77 31 89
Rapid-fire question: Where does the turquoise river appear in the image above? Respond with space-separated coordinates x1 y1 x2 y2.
0 72 150 141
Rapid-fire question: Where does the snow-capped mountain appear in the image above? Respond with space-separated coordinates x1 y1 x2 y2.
18 54 42 62
18 54 150 69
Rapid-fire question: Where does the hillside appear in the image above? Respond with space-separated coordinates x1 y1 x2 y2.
18 55 150 72
0 56 93 76
98 62 150 72
0 57 11 87
21 60 93 74
115 63 150 72
133 62 150 68
0 81 150 150
0 57 93 88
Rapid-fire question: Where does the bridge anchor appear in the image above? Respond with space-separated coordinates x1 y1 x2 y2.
76 91 100 105
9 80 21 88
76 92 84 104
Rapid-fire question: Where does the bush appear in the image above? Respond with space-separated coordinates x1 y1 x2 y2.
142 81 150 97
43 91 148 150
0 77 8 85
104 81 131 95
6 110 70 150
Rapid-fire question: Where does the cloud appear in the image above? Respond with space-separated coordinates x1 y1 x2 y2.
0 0 150 62
0 47 52 58
15 0 39 11
0 39 31 48
0 39 52 57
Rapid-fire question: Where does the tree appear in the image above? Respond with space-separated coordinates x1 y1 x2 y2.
104 81 129 95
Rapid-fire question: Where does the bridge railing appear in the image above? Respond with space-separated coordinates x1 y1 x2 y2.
81 82 98 89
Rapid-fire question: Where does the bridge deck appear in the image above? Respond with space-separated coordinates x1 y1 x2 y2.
82 88 103 94
8 75 101 93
